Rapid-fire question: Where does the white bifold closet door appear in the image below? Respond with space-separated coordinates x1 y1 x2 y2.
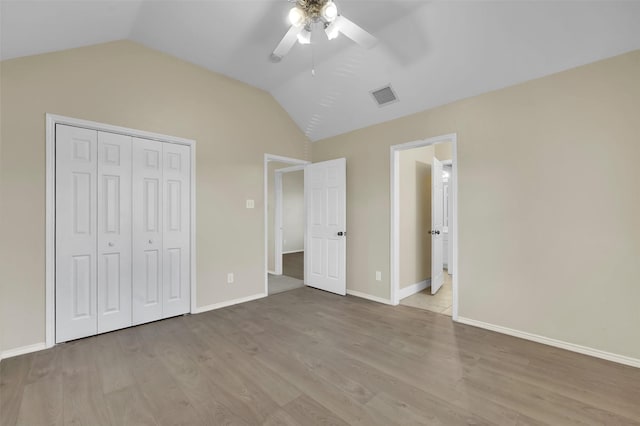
132 138 164 324
56 125 99 342
97 131 132 333
132 137 190 325
56 126 133 342
161 142 191 318
56 125 190 343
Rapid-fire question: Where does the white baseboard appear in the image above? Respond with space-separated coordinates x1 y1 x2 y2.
399 279 430 300
0 342 47 361
346 289 394 305
282 250 304 255
193 293 267 314
456 317 640 369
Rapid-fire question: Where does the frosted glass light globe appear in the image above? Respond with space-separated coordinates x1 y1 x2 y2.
322 1 338 22
288 7 306 27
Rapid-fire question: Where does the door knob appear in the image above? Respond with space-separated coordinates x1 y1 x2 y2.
148 239 153 244
337 231 346 236
108 242 114 247
430 230 440 235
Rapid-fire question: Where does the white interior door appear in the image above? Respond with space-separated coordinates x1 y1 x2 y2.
132 137 164 325
55 125 98 342
431 156 445 294
97 131 132 334
161 143 191 318
305 158 346 295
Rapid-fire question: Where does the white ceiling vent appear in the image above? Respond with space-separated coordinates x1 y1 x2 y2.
371 85 398 107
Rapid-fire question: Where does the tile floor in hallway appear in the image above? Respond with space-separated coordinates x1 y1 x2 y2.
400 270 453 316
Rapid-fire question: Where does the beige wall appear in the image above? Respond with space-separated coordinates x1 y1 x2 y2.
435 141 452 162
0 41 308 353
399 145 433 288
282 170 304 253
313 50 640 360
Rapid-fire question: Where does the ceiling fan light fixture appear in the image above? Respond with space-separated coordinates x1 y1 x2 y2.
297 29 311 45
288 6 306 27
325 17 341 40
321 1 338 22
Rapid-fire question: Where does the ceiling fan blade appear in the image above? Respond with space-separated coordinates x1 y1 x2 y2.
336 15 378 49
270 25 303 62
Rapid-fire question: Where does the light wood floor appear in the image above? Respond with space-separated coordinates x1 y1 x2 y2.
2 287 640 425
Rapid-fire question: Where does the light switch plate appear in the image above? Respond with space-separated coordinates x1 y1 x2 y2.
246 199 255 209
376 271 382 281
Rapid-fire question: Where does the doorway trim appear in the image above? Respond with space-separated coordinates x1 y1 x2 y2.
389 133 459 319
263 154 310 295
274 164 306 275
442 159 453 275
45 114 197 349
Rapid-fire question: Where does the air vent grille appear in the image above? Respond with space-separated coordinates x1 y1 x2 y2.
371 85 398 106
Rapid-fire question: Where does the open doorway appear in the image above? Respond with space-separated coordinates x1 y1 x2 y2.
264 154 309 296
390 135 458 318
264 154 348 297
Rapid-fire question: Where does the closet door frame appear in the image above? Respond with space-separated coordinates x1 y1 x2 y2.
45 114 196 348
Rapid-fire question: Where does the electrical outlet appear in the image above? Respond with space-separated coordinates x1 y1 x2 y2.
375 271 382 281
227 273 234 284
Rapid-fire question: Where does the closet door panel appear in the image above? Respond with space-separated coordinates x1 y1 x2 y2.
132 138 164 325
162 143 191 318
97 132 132 333
55 125 98 342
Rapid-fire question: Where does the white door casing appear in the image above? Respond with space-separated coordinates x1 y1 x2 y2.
274 171 283 275
97 131 133 334
132 137 164 325
55 125 98 342
431 156 445 294
447 166 454 275
305 158 347 296
162 142 191 318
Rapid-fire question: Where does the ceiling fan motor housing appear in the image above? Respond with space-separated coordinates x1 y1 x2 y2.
296 0 336 24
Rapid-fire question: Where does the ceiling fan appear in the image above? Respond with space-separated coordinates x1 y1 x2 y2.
270 0 378 63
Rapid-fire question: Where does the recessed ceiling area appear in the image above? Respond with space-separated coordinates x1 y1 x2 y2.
2 1 640 141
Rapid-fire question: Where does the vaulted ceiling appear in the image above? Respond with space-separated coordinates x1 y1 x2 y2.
2 1 640 141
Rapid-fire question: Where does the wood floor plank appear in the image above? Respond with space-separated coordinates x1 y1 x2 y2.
186 319 302 407
149 324 271 425
104 385 159 426
92 332 135 395
0 355 33 426
25 347 62 385
282 395 350 426
261 409 300 426
2 286 640 426
60 339 112 426
15 376 63 425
